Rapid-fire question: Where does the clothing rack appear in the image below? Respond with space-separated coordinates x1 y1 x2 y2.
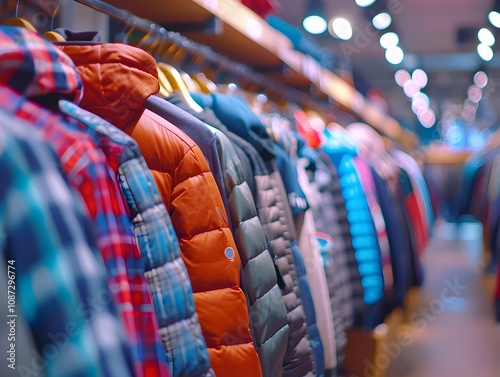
71 0 417 149
73 0 345 117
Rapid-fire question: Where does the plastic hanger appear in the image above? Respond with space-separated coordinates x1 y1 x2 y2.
180 71 201 93
2 0 37 32
192 72 217 94
152 30 175 98
158 62 203 113
44 30 65 41
153 34 203 96
156 66 173 98
170 48 202 93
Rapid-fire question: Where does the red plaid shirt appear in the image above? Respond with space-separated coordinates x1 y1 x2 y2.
0 85 169 377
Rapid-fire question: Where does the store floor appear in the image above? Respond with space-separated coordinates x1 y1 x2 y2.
386 221 500 377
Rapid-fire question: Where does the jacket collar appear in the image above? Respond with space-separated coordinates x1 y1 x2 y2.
56 41 159 129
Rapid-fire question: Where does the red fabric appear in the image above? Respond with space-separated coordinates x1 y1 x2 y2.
495 263 500 300
295 110 322 149
241 0 280 18
405 192 428 257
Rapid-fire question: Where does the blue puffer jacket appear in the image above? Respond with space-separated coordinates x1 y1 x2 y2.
59 100 214 377
322 130 384 307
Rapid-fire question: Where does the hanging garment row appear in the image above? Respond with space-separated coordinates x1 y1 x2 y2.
446 144 500 323
0 24 433 377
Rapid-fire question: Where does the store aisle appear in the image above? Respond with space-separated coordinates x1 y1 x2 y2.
386 221 500 377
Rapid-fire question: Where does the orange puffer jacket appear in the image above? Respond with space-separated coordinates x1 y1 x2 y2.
58 42 262 377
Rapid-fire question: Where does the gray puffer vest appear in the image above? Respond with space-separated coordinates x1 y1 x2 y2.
208 125 290 377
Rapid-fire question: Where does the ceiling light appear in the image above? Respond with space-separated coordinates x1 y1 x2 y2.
355 0 376 7
467 86 482 103
477 43 494 61
403 79 420 98
419 108 436 128
330 18 353 40
478 28 495 46
473 71 488 88
411 92 430 115
385 46 404 64
303 15 328 34
372 12 392 30
257 94 268 103
380 32 399 49
462 105 476 122
489 11 500 28
412 69 428 88
395 69 411 87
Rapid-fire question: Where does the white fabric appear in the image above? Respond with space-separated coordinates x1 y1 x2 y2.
297 160 337 369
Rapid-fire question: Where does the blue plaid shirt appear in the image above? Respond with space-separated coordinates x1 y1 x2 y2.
59 99 214 377
0 112 134 377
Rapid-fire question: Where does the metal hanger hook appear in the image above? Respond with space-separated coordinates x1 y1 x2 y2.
121 14 136 44
50 0 62 30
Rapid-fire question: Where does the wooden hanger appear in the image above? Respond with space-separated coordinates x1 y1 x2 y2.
42 0 63 40
192 72 217 94
151 30 176 98
2 0 37 32
158 62 203 113
180 71 201 93
156 66 173 98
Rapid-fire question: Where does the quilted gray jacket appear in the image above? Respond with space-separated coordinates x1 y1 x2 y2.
214 132 314 377
207 125 290 377
249 152 315 377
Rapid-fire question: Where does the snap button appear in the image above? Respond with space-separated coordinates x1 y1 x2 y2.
224 247 235 259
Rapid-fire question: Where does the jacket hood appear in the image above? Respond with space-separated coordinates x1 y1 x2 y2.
0 26 83 103
56 42 159 129
191 93 277 161
52 28 102 42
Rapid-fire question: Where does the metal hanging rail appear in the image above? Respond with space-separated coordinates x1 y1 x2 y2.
72 0 416 147
73 0 338 112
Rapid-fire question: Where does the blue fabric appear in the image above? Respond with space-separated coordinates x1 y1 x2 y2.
460 155 485 216
371 168 413 305
397 168 424 286
191 93 276 160
267 16 335 70
290 241 325 377
414 172 435 234
273 144 309 219
322 130 383 306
